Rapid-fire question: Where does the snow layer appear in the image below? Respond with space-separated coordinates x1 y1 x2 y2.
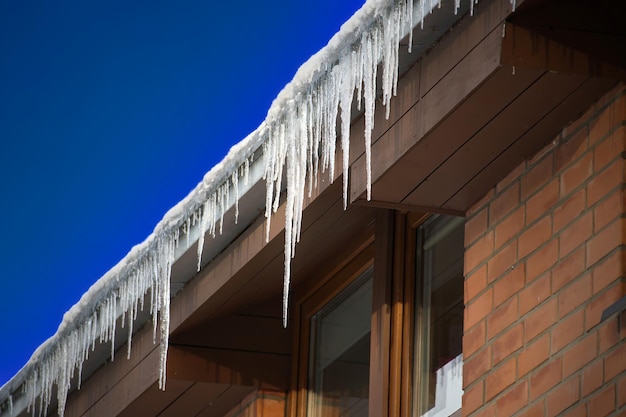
0 0 514 416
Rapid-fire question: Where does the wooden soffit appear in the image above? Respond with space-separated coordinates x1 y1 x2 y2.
349 0 626 214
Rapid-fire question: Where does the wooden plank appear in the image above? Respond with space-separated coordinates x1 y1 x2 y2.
81 348 161 417
445 76 619 210
167 345 289 390
350 26 505 205
402 70 588 207
156 383 231 417
64 324 159 417
173 315 289 356
501 22 626 79
116 380 194 417
350 0 516 204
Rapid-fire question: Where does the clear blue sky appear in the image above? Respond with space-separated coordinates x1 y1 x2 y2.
0 0 365 386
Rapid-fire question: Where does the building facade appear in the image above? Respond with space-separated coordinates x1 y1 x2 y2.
1 0 625 416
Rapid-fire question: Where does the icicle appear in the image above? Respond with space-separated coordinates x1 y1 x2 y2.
407 0 414 52
232 170 239 223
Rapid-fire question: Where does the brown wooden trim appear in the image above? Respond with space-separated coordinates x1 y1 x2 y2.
290 237 376 417
501 21 626 79
370 210 394 417
388 212 406 417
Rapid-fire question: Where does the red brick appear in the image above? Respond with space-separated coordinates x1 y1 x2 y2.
599 316 619 353
587 218 624 267
594 188 625 233
586 282 625 331
517 401 544 417
494 265 525 307
594 125 626 171
463 380 484 415
496 381 528 417
490 183 521 226
605 342 626 382
556 126 589 173
464 320 486 358
497 161 525 193
466 264 487 303
466 287 493 331
472 403 497 417
552 247 586 292
522 153 554 199
563 332 597 376
493 323 523 365
551 310 584 354
588 385 616 417
529 137 558 167
519 217 552 259
520 271 551 316
518 333 550 377
466 207 488 247
559 402 587 417
558 273 592 317
562 106 591 138
588 158 624 207
560 152 593 197
618 374 626 407
590 94 626 145
582 359 604 398
546 376 579 417
487 296 518 340
553 188 586 233
559 212 593 257
485 358 516 401
487 240 518 283
525 298 557 341
465 231 495 274
530 357 563 400
526 179 559 224
494 207 524 250
592 249 625 295
465 345 492 388
468 187 496 217
525 239 558 283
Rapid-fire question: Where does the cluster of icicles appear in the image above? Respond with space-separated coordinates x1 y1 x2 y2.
0 0 515 416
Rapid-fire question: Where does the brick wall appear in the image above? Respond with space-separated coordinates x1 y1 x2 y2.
462 83 626 417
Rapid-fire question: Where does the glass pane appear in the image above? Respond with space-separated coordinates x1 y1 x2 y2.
415 216 464 417
308 268 373 417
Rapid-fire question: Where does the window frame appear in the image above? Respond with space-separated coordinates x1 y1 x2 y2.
291 242 375 417
289 210 464 417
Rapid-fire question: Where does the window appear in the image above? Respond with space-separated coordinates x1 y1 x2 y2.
307 267 373 417
291 212 464 417
413 215 464 417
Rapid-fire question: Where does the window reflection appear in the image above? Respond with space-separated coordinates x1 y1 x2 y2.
308 268 373 417
415 216 464 417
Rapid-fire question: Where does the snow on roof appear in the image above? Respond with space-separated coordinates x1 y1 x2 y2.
0 0 510 416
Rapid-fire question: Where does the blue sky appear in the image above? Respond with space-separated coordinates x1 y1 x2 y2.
0 0 364 386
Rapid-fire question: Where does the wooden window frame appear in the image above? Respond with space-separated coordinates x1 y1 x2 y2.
290 241 375 417
288 209 447 417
